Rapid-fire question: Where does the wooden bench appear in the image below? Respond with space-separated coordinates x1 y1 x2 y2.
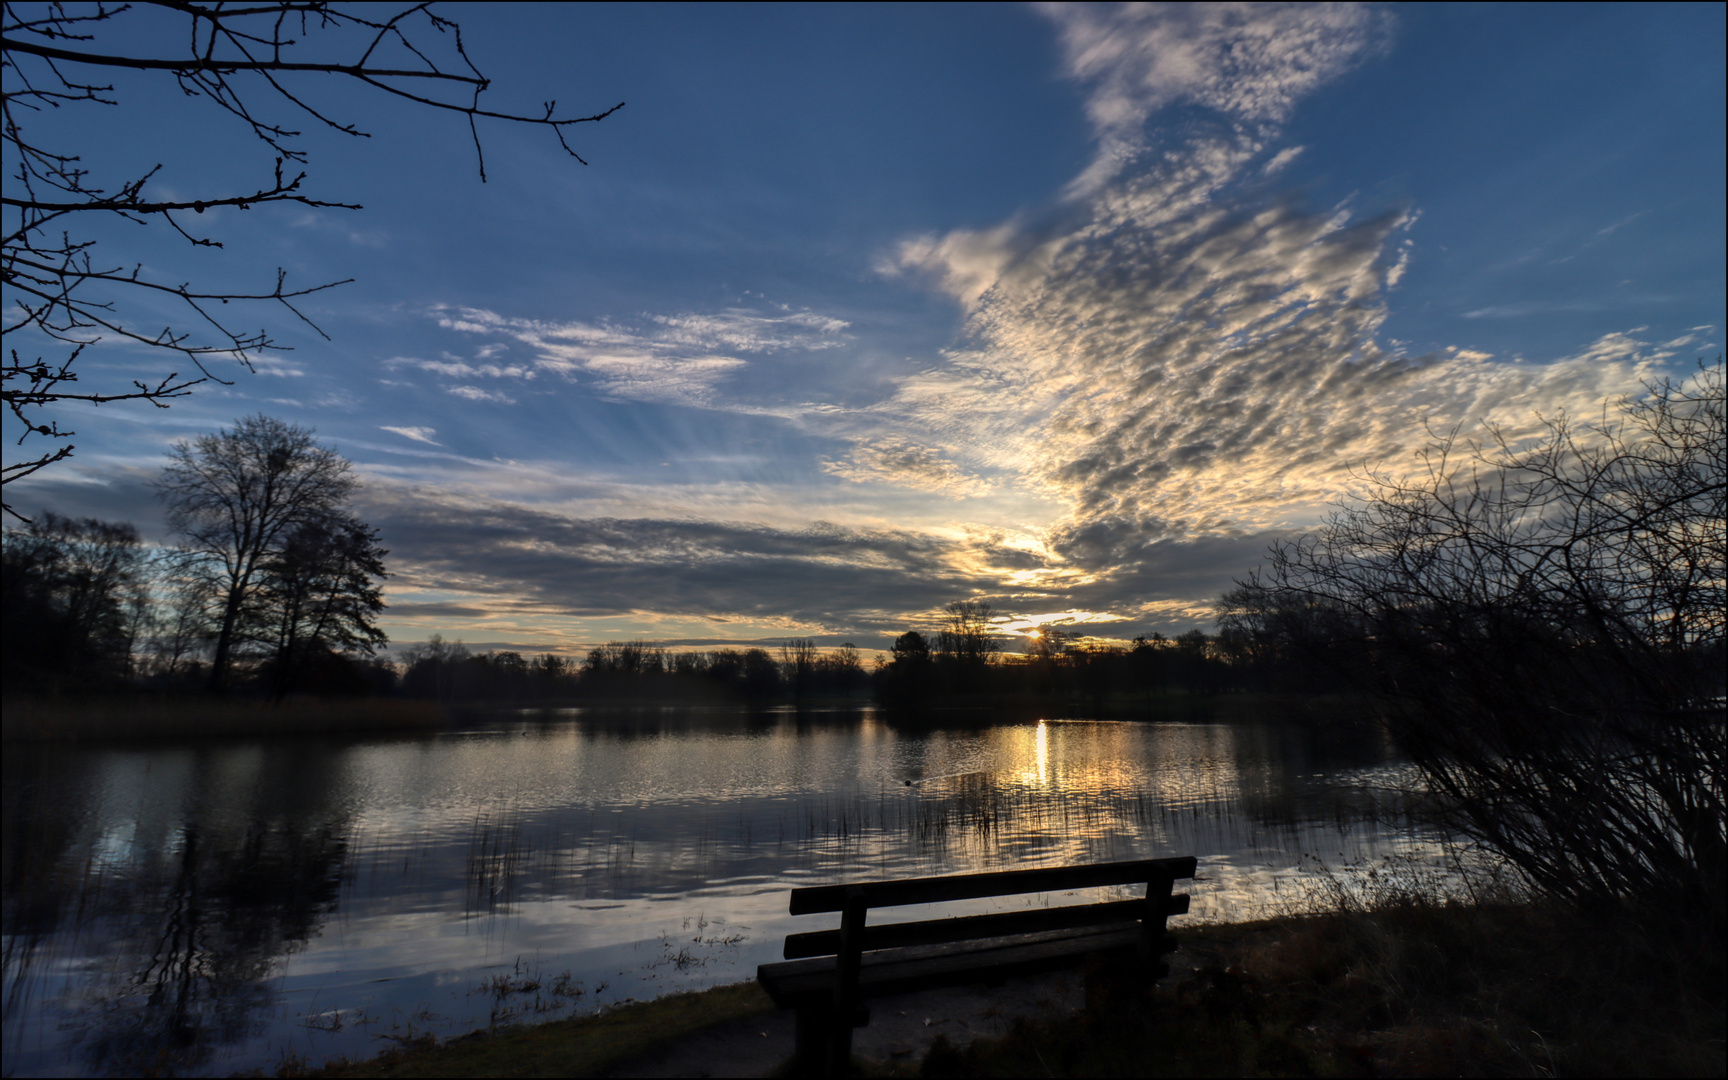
756 856 1197 1076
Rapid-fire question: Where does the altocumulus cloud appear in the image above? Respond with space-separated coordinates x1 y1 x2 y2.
1044 1 1392 195
821 436 996 497
869 1 1680 588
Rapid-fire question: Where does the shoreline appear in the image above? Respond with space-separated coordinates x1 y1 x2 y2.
284 907 1725 1077
1 694 449 742
1 689 1364 744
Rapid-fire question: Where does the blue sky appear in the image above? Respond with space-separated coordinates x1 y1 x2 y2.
6 2 1724 655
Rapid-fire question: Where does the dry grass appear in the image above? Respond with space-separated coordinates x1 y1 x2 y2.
276 982 775 1078
1 694 448 742
897 861 1726 1078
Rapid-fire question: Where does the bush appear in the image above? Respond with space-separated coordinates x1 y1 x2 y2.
1247 359 1725 935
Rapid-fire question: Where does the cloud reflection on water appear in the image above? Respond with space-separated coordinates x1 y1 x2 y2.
4 709 1453 1077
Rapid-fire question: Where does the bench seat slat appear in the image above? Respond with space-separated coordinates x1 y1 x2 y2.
783 893 1190 958
787 856 1197 914
760 925 1172 1004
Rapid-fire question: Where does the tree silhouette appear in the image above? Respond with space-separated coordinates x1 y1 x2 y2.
780 637 817 700
2 3 622 513
880 629 934 706
936 600 1000 692
254 512 387 697
155 414 369 690
1 510 146 688
740 647 782 698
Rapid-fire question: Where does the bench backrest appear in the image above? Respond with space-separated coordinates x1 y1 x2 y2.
782 855 1197 959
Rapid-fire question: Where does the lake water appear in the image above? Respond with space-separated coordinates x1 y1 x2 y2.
1 704 1455 1076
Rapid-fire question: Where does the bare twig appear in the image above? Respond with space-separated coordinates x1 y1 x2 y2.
2 1 622 517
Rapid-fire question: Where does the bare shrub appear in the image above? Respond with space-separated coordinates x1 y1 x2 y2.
1249 359 1725 933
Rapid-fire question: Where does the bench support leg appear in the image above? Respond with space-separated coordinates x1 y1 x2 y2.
825 894 867 1076
1138 872 1175 969
793 1003 829 1076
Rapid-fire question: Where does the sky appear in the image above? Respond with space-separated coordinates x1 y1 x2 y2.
5 2 1724 657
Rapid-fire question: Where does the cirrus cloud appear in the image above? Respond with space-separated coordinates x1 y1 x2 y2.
429 304 851 409
380 425 442 446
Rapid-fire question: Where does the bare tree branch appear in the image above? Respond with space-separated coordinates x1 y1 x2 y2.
2 1 623 519
1249 358 1725 931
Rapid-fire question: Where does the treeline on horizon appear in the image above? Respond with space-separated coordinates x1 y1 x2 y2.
385 624 1322 706
0 520 1349 708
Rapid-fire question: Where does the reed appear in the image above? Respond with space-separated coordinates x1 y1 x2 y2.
465 809 538 914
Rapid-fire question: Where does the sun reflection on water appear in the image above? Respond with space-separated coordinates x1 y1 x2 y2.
3 706 1455 1078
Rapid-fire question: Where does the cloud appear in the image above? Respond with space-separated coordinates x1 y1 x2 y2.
358 482 1027 634
1662 328 1713 350
273 4 1696 643
1046 3 1384 125
646 310 850 349
1039 2 1390 194
1464 300 1621 319
386 358 538 380
249 356 305 377
896 153 1668 550
3 463 168 537
873 3 1669 572
430 304 850 409
578 352 746 407
381 425 441 445
822 437 994 496
446 385 516 404
1595 210 1649 237
1261 146 1305 176
383 601 492 620
357 473 1280 640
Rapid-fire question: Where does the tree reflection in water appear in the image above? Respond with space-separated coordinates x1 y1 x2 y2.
3 710 1449 1077
4 746 351 1076
76 823 347 1074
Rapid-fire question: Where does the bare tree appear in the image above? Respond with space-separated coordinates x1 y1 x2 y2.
1 509 147 687
1253 358 1725 931
780 637 817 700
254 511 387 697
817 641 865 697
155 413 360 689
2 2 622 513
143 546 219 680
936 599 1001 691
399 633 470 701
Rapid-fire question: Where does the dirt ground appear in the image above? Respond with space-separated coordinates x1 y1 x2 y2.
599 970 1081 1077
601 930 1246 1077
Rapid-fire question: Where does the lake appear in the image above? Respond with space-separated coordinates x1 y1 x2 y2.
1 704 1454 1076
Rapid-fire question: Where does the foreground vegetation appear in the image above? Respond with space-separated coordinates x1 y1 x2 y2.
282 884 1726 1078
910 903 1722 1078
1237 359 1726 942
